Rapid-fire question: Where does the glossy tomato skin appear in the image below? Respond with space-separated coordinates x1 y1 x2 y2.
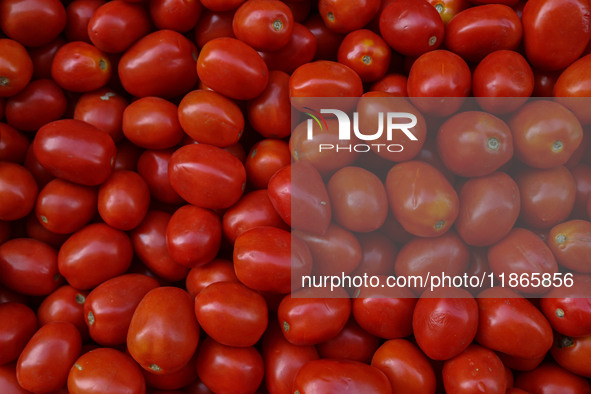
58 223 133 290
304 13 343 61
244 139 291 189
379 0 444 57
476 287 553 359
0 0 66 47
318 0 380 33
337 29 391 82
246 70 291 139
149 0 202 32
427 0 470 24
548 220 591 273
371 339 436 394
84 273 158 346
290 60 363 98
522 0 591 71
37 285 88 339
136 149 183 204
293 359 392 394
514 362 591 394
197 37 269 100
554 54 591 125
16 322 82 393
185 258 238 298
0 238 62 296
68 348 146 394
51 41 112 92
0 363 30 394
445 5 522 63
73 88 128 142
443 344 507 394
232 0 294 51
168 143 246 210
369 73 408 96
0 39 34 98
64 0 105 43
119 30 198 98
33 119 116 186
128 287 200 374
0 162 38 221
552 333 591 378
386 160 459 237
0 302 37 365
194 9 235 47
0 124 28 163
259 22 317 74
316 318 380 363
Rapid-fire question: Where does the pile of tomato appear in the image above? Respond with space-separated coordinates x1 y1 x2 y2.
1 0 591 392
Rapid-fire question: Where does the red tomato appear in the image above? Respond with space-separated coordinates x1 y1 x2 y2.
549 220 591 273
68 348 146 394
386 160 459 237
259 22 317 74
337 29 391 82
37 285 88 339
185 258 238 298
51 41 112 92
244 139 291 189
119 30 198 98
149 0 202 32
0 302 37 365
73 88 128 142
16 322 81 393
197 37 269 100
522 0 591 71
455 172 520 247
316 318 380 363
246 70 291 139
443 344 507 394
136 149 183 204
570 163 591 215
0 123 29 163
476 287 553 359
554 54 591 125
0 363 30 394
514 363 591 394
379 0 444 57
427 0 470 24
290 60 363 98
318 0 380 33
351 232 397 277
128 287 199 374
552 333 591 378
0 238 62 296
25 214 70 248
0 39 33 98
371 339 437 394
232 0 293 51
445 5 522 63
195 337 264 394
0 0 66 47
178 89 244 148
194 9 235 47
168 143 246 210
0 162 38 221
293 359 392 394
58 223 133 289
166 204 222 268
304 13 343 61
64 0 105 43
33 119 116 186
142 353 198 391
369 73 408 96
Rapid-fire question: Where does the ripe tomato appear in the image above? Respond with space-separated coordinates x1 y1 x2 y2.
64 0 105 43
128 287 199 374
351 232 397 277
0 363 29 394
232 0 294 51
194 9 235 47
304 13 343 61
259 22 317 74
552 333 591 378
337 29 391 82
548 220 591 273
244 139 291 189
119 29 198 98
289 60 363 98
369 73 408 96
58 223 133 290
0 302 37 365
427 0 470 24
0 39 34 98
37 285 88 339
68 348 146 394
0 162 38 221
73 88 128 142
316 318 380 363
51 41 112 92
149 0 203 32
246 70 291 139
0 124 28 163
0 0 66 47
554 54 591 125
443 344 507 394
185 258 238 298
142 352 198 391
318 0 380 33
136 149 183 204
514 363 591 394
371 339 436 394
16 322 81 393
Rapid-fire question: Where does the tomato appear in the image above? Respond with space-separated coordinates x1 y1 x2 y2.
554 54 591 125
552 333 591 378
119 30 198 98
131 210 189 282
476 287 553 359
5 79 67 132
293 359 392 394
185 258 238 298
149 0 202 32
136 150 183 204
68 348 146 394
442 344 507 394
427 0 470 24
166 204 221 268
515 166 576 229
73 88 128 142
194 9 235 47
244 139 290 189
0 302 37 365
178 89 244 148
379 0 444 57
0 124 28 163
316 318 380 363
290 60 363 98
38 285 88 339
534 68 561 97
232 0 293 51
0 238 62 296
548 220 591 273
386 160 459 237
305 13 343 61
195 337 264 394
0 162 38 221
25 214 70 248
142 353 198 391
197 37 268 100
337 29 391 82
64 0 105 43
169 143 246 210
51 41 111 93
522 0 591 71
571 164 591 215
371 339 436 394
0 363 30 394
369 73 408 96
514 363 591 394
510 100 583 169
0 0 66 47
0 39 34 98
278 287 351 345
445 5 522 63
33 119 116 186
318 0 380 33
58 223 133 290
16 322 81 393
350 232 396 277
246 71 291 139
259 22 317 74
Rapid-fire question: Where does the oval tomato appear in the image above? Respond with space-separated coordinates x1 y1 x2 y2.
232 0 294 51
51 41 112 92
318 0 380 33
548 220 591 273
185 258 239 298
0 39 34 98
443 344 507 394
337 29 391 83
0 302 37 365
246 70 291 139
244 139 291 189
0 0 66 47
0 162 38 221
554 54 591 125
37 285 88 339
290 60 363 98
514 362 591 394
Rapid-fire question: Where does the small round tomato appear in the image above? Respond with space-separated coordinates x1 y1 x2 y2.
16 322 81 393
510 100 583 169
166 204 222 268
259 22 317 74
149 0 202 32
0 302 37 365
0 162 38 221
169 143 246 210
0 123 28 163
548 220 591 273
197 37 268 100
51 41 112 92
443 344 507 394
386 160 459 237
0 0 66 47
73 88 128 142
455 172 520 247
178 89 244 148
232 0 293 51
514 362 591 393
128 287 199 374
337 29 391 82
318 0 380 33
289 60 363 98
136 150 183 204
68 348 146 394
119 30 198 98
33 119 116 186
0 39 34 98
379 0 444 57
244 139 291 189
37 285 88 339
371 339 436 394
64 0 105 43
58 223 133 290
246 70 291 139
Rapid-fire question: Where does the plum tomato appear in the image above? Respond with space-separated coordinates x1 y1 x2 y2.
51 41 112 92
553 54 591 125
0 302 37 365
246 70 291 139
73 88 128 142
318 0 380 34
337 29 391 83
244 139 291 189
552 333 591 378
289 60 363 98
316 317 380 363
427 0 471 25
0 0 66 47
37 285 88 339
232 0 294 51
185 258 239 298
136 149 183 204
514 362 591 393
259 22 318 74
149 0 203 32
0 39 34 98
0 124 29 163
548 220 591 273
64 0 106 43
0 162 38 221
